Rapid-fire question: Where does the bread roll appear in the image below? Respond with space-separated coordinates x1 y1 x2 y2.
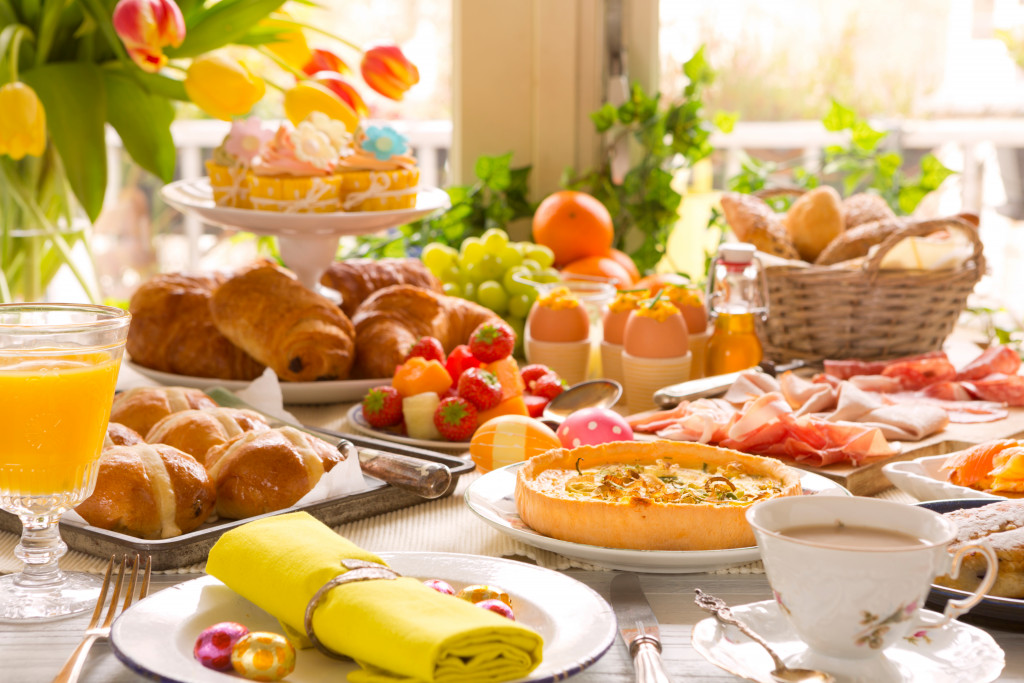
784 186 844 262
321 258 442 317
104 422 145 449
841 192 897 230
126 273 265 381
814 218 908 266
110 386 218 437
145 407 270 466
720 193 800 260
210 261 356 382
75 443 216 539
205 427 344 519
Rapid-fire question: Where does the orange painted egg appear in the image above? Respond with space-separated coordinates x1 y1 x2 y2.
231 632 296 682
470 415 561 472
623 310 690 358
527 302 590 342
457 584 512 606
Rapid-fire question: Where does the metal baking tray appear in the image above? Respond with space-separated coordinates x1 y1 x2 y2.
0 433 473 571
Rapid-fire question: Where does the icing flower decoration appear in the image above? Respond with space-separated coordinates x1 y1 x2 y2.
0 83 47 160
224 118 273 165
292 123 337 170
360 45 420 100
303 112 351 157
362 126 408 162
184 53 265 121
112 0 186 73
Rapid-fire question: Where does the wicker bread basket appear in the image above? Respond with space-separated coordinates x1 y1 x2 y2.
759 216 985 362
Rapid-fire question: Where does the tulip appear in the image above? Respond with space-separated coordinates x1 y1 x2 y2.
360 45 420 101
184 53 266 121
112 0 185 73
310 71 368 117
261 15 313 70
302 48 351 77
0 83 47 160
283 80 359 132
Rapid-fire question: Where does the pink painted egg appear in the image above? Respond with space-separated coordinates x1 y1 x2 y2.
476 598 516 620
231 631 296 682
457 584 512 607
194 621 249 671
423 578 456 595
557 407 634 448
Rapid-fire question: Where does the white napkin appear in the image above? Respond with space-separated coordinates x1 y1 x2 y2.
235 367 302 425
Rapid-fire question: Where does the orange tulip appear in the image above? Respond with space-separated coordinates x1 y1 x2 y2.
184 53 265 121
0 83 47 160
112 0 185 73
302 48 351 77
283 81 359 132
310 71 368 117
360 45 419 100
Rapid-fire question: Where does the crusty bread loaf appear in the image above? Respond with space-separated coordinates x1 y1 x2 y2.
75 443 216 539
934 501 1024 598
784 186 845 262
814 217 909 266
841 192 896 230
720 193 800 260
145 407 270 467
110 386 218 437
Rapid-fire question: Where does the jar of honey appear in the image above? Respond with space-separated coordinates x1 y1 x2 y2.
705 244 767 376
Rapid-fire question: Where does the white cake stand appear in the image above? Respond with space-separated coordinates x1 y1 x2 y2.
160 178 451 290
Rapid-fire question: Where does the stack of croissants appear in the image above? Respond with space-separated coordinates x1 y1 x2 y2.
126 257 501 382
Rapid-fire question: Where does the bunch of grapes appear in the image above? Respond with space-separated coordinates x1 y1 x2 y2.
421 229 560 354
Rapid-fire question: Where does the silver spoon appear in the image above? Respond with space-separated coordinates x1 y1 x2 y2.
541 379 622 425
694 590 835 683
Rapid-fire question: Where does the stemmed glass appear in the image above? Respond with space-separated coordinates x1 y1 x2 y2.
0 303 130 621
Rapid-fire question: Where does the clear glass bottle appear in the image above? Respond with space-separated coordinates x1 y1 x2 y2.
705 243 768 376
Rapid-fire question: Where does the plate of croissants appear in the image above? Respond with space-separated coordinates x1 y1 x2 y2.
124 257 504 405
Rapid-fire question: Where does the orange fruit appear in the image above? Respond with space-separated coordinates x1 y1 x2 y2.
634 272 692 296
607 248 640 285
561 255 634 290
532 191 614 267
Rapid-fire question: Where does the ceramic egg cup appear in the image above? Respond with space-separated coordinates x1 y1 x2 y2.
599 341 625 385
525 334 591 386
621 351 692 412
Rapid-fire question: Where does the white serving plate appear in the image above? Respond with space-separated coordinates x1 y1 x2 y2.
110 552 616 683
464 461 852 574
346 403 471 451
882 454 1003 502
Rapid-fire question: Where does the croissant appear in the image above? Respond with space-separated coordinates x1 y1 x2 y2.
145 407 270 467
210 261 357 382
110 386 218 437
205 427 344 519
320 257 442 317
126 272 265 381
351 284 502 378
75 443 217 539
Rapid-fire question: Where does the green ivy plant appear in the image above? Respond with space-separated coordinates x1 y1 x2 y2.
342 153 534 258
564 46 737 274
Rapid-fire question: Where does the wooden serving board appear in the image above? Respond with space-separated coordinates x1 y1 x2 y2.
796 407 1024 495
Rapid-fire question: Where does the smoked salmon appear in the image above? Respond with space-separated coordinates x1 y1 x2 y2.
940 439 1020 489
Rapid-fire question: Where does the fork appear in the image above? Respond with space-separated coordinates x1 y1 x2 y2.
51 554 152 683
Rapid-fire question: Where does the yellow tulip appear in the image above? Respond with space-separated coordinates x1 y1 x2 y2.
0 82 47 160
184 53 265 121
260 15 313 70
283 81 358 132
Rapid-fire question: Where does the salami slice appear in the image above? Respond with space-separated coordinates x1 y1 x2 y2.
964 374 1024 406
956 345 1022 381
881 357 957 390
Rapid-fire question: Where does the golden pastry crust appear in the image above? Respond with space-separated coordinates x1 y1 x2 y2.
144 407 270 467
104 422 145 449
841 192 897 230
784 186 845 262
935 501 1024 598
320 257 442 317
109 386 218 437
514 440 802 551
720 193 800 260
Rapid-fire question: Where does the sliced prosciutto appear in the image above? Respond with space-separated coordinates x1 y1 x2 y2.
823 351 947 380
956 345 1022 381
880 356 958 390
963 373 1024 406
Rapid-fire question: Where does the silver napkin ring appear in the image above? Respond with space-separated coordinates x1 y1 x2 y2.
303 559 401 660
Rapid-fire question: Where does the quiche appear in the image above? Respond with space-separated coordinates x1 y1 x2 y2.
514 440 802 551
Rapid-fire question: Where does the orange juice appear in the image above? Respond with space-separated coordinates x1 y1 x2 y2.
0 352 120 497
705 311 763 376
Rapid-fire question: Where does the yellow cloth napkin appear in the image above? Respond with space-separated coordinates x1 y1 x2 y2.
206 512 544 683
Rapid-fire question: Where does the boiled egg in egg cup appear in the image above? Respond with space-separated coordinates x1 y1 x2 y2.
525 287 593 385
621 295 691 411
600 288 651 386
660 283 709 379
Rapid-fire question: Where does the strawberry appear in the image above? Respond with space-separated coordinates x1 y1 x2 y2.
532 372 566 400
523 394 549 418
405 336 445 364
457 367 503 411
361 386 403 428
433 396 478 441
445 344 482 383
520 364 552 389
468 321 515 363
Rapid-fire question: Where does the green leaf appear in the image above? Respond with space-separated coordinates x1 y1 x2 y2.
168 0 288 58
713 111 738 133
897 186 928 215
919 153 956 189
21 63 107 221
475 153 512 191
875 151 901 177
822 99 856 132
103 71 176 182
850 120 886 152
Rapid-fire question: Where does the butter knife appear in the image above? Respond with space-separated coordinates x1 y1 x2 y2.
205 387 452 499
610 572 674 683
652 359 809 409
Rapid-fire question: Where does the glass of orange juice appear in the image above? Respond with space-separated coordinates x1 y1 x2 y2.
0 303 130 621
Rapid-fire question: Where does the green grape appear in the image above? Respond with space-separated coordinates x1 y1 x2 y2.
520 258 542 272
463 262 489 284
421 243 458 274
529 267 561 284
508 292 532 318
442 281 462 297
463 281 478 302
503 266 536 296
494 245 523 271
479 253 505 280
459 238 485 268
477 280 509 314
481 228 510 252
439 263 461 284
524 244 555 269
504 315 526 358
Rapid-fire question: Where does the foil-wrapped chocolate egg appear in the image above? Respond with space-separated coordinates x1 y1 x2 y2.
230 631 296 682
194 621 249 671
423 578 456 595
476 598 515 620
457 584 512 607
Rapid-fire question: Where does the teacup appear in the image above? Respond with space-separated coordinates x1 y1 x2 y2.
746 496 996 661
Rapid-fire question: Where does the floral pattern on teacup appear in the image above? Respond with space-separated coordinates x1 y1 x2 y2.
855 600 918 649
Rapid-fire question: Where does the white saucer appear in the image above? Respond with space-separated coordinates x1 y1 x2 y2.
692 599 1004 683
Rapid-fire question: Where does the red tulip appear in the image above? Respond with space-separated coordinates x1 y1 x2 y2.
360 45 419 101
310 71 368 117
302 48 351 77
112 0 185 73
